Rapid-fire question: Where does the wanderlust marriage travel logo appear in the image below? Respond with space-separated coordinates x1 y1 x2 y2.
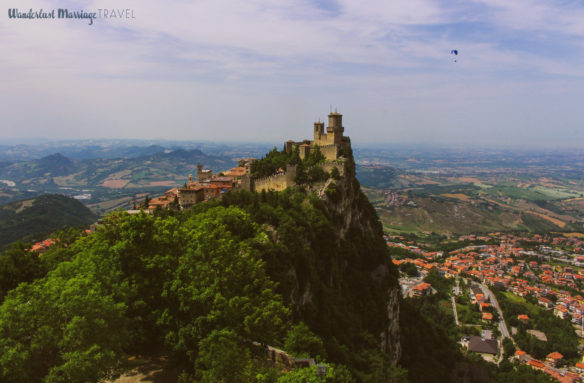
7 8 135 25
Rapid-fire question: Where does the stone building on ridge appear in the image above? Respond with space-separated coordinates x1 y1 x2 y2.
284 110 351 161
148 110 352 210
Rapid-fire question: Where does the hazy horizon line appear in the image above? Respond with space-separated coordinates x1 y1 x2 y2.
1 137 583 152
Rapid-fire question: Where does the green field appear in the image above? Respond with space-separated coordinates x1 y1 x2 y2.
501 292 542 315
481 186 549 201
534 186 582 199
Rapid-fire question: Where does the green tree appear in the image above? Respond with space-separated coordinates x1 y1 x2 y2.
0 242 46 300
307 166 330 183
284 322 326 359
0 260 130 383
162 207 290 369
295 161 308 185
399 262 419 277
277 364 355 383
251 147 297 179
141 195 151 209
172 195 180 210
330 166 341 180
423 269 453 298
195 329 251 383
503 337 515 358
304 145 325 167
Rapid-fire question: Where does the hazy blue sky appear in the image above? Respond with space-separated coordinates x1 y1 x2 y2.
2 0 584 147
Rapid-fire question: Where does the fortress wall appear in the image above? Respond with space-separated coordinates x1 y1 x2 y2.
320 160 345 175
254 172 290 192
315 132 340 146
254 165 297 192
254 162 341 192
286 141 341 161
319 144 339 160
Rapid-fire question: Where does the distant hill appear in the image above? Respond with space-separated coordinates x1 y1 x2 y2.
363 190 580 235
0 140 272 162
35 153 76 176
0 149 233 186
0 194 97 247
0 153 76 181
0 143 169 161
356 164 400 188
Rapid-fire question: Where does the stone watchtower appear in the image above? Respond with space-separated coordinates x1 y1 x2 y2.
313 121 325 141
314 111 344 146
327 111 344 144
197 164 212 182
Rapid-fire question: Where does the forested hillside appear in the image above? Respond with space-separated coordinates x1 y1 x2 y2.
0 194 97 247
0 153 403 382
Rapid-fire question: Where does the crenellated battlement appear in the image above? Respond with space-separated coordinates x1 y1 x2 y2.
252 165 297 192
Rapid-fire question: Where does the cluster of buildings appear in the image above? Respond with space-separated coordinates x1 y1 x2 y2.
145 161 254 211
390 232 584 382
143 111 352 210
517 351 582 383
28 229 93 254
29 238 56 254
438 243 584 327
389 232 584 326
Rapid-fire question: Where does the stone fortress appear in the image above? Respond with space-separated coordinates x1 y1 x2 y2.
250 110 350 193
285 110 351 161
145 111 351 210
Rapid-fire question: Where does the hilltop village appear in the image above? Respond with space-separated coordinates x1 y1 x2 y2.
144 111 350 211
393 232 584 382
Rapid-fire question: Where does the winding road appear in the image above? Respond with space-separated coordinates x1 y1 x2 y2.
478 282 512 341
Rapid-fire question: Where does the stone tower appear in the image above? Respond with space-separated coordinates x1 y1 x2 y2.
197 164 212 182
197 164 203 182
313 121 325 142
327 111 344 145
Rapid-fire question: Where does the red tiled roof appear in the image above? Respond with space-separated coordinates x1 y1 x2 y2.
413 282 431 291
547 352 563 360
528 359 545 369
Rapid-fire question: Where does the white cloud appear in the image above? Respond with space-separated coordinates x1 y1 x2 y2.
471 0 584 37
1 0 584 145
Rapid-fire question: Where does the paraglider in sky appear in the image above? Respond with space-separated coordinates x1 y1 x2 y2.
450 49 458 62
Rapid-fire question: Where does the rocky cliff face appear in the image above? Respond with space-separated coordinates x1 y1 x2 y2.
318 153 401 363
282 151 402 366
222 144 402 376
382 285 402 363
